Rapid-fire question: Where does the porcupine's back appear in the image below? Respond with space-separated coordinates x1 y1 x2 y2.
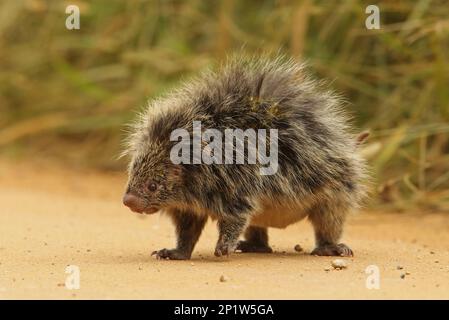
130 55 367 214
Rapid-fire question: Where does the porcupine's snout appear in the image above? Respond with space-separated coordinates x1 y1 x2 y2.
123 193 146 213
122 192 160 214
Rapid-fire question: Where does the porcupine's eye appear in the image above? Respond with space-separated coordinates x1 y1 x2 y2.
147 182 158 192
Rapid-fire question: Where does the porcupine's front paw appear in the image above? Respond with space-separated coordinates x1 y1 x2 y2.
215 215 248 257
311 243 353 257
151 248 191 260
214 240 237 257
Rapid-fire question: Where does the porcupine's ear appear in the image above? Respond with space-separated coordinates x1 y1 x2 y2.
166 164 184 188
171 165 183 177
167 162 184 179
356 130 370 146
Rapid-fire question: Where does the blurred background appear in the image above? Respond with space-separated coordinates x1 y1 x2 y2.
0 0 448 211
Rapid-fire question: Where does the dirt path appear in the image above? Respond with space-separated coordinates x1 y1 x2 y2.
0 159 448 299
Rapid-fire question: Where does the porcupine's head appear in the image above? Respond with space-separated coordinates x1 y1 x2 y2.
123 148 185 214
121 97 188 215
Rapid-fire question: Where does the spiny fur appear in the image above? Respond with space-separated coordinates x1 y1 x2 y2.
123 54 368 259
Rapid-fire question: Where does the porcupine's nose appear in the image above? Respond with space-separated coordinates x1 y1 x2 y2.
123 193 144 213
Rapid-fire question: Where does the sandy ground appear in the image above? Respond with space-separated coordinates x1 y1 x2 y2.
0 158 448 300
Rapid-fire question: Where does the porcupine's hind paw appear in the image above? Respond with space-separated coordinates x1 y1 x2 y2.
235 240 273 253
311 243 353 257
151 248 191 260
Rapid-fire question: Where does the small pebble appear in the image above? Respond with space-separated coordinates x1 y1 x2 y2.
219 275 229 282
400 274 406 279
324 268 331 272
190 262 195 266
331 259 348 270
294 244 303 252
396 265 404 270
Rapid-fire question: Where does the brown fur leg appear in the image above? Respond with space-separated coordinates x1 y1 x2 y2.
236 226 273 253
152 209 207 260
214 217 248 257
308 201 353 257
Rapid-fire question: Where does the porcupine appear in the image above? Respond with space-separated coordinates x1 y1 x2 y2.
122 55 368 260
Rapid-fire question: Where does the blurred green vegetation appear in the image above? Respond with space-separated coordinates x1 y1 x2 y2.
0 0 448 211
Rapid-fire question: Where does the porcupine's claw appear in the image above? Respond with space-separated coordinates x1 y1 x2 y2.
311 243 353 257
151 248 191 260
